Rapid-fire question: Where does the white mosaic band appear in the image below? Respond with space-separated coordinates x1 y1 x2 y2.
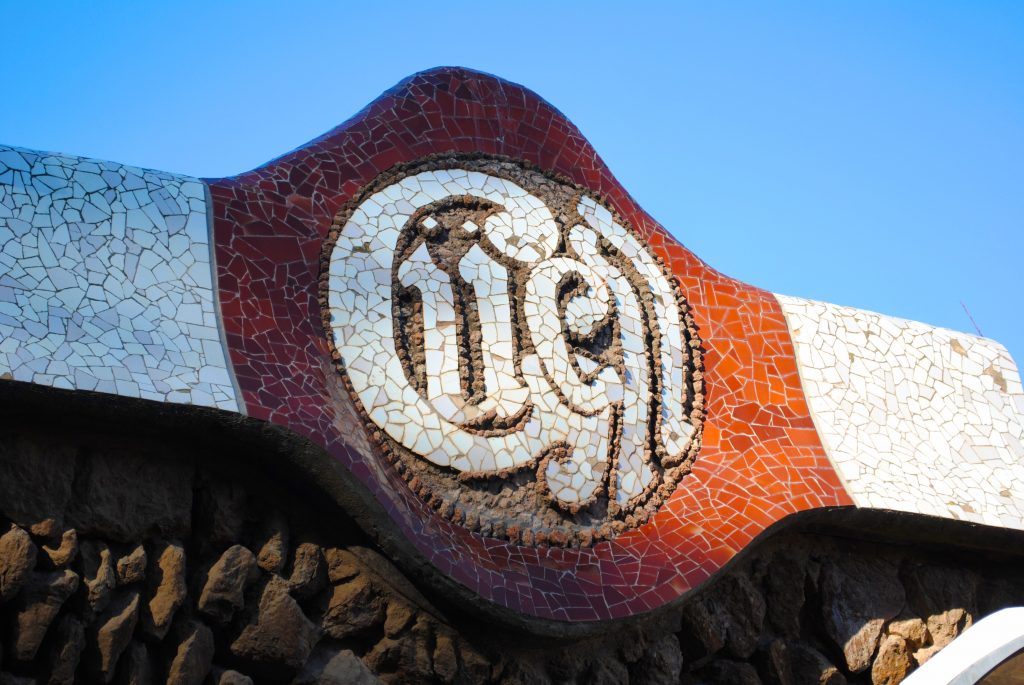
777 294 1024 530
0 145 239 411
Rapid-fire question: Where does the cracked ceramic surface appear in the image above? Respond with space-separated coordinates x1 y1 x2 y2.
1 67 1020 622
324 159 703 542
0 145 238 410
778 295 1024 530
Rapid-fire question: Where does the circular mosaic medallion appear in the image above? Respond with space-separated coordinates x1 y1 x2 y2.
322 155 703 546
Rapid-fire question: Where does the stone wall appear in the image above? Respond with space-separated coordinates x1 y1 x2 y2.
1 417 1022 685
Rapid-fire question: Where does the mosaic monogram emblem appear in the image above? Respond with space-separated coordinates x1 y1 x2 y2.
324 157 703 545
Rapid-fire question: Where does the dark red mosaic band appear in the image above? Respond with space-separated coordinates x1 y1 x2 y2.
207 67 852 623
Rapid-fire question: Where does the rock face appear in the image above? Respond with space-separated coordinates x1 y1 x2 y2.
140 542 187 640
11 569 79 660
66 447 193 543
820 557 905 673
322 573 387 639
680 572 766 660
198 545 257 623
81 540 117 614
0 526 36 603
41 529 78 568
230 576 319 673
872 634 913 685
770 639 847 685
93 590 141 681
116 544 147 585
295 645 379 685
903 564 978 659
167 622 215 685
0 425 1022 683
45 615 85 685
0 433 76 536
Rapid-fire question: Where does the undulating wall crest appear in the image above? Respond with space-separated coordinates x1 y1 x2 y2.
322 156 704 545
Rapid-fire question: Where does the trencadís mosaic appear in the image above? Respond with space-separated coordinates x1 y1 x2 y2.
2 67 1021 624
322 156 703 545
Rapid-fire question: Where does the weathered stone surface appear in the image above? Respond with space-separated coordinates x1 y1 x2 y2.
94 589 140 682
294 645 379 685
66 447 192 542
12 570 79 660
698 660 763 685
140 542 187 640
167 622 215 685
433 632 459 683
230 577 318 672
585 654 631 685
120 641 154 685
769 639 847 685
903 564 977 653
366 629 437 683
454 636 492 684
45 615 85 685
498 660 551 685
679 573 765 659
912 643 943 666
0 525 36 602
41 529 77 568
764 550 805 638
383 600 417 637
194 469 247 549
116 544 147 585
324 547 361 583
81 540 117 614
4 419 1024 685
617 626 650 664
322 573 386 639
978 576 1024 616
820 557 904 673
255 513 288 574
871 634 913 685
926 604 972 651
629 634 684 685
0 433 76 536
288 542 327 600
198 545 257 623
399 615 435 680
364 637 402 676
216 669 253 685
887 615 928 650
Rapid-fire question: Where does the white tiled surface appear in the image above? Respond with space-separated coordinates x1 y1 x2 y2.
0 145 238 411
778 295 1024 529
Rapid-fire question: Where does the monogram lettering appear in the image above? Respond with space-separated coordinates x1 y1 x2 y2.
324 158 702 545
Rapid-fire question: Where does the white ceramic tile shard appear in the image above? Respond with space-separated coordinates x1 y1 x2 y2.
0 144 239 412
777 294 1024 529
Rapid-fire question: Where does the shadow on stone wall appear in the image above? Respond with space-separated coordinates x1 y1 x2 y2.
1 387 1022 684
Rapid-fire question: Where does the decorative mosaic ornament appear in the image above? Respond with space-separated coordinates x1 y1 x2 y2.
323 157 703 545
1 67 1022 626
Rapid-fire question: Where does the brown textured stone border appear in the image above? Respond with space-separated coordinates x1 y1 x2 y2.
1 381 1023 683
317 153 705 547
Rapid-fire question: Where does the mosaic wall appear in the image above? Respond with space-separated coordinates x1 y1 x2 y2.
0 145 238 410
2 67 1022 625
779 295 1024 529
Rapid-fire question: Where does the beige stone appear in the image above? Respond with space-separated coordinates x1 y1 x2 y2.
141 542 187 640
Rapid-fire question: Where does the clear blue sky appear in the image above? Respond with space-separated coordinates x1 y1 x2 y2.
4 2 1022 363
